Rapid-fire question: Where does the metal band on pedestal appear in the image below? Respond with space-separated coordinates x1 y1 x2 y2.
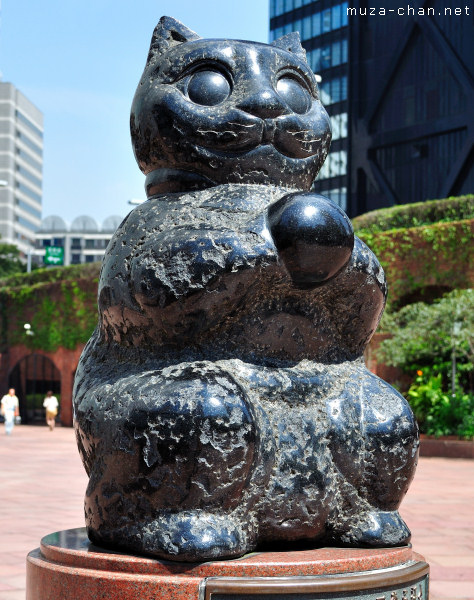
203 561 429 599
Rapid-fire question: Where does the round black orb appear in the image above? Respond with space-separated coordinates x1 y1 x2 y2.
267 193 354 286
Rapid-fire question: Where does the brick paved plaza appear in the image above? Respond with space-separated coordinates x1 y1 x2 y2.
0 425 472 599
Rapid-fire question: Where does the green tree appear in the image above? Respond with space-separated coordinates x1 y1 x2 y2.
379 289 474 438
380 289 473 380
0 239 25 278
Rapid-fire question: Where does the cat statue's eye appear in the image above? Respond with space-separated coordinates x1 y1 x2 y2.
276 77 311 114
187 70 231 106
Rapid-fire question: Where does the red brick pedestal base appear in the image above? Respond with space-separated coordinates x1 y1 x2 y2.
26 528 429 599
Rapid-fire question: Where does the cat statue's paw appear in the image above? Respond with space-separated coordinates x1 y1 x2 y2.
338 510 411 548
88 511 253 562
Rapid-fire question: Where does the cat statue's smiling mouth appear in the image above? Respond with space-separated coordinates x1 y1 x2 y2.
194 117 276 152
192 117 319 160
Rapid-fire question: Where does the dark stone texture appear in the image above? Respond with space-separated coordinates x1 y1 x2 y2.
73 16 418 562
267 193 354 285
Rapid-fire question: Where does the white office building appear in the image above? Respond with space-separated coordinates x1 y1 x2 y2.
0 82 43 255
35 214 123 266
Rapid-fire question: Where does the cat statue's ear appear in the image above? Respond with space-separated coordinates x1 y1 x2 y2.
271 32 307 62
147 16 201 62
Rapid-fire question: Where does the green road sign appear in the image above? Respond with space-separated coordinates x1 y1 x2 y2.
44 246 64 266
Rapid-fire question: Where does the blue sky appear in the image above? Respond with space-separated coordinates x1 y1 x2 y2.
0 1 269 224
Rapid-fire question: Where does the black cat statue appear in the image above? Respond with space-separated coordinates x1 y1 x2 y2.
73 16 418 562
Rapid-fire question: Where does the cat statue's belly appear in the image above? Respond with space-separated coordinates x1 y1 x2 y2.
73 184 418 561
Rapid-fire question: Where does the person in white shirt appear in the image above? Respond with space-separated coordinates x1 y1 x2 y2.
1 388 20 435
43 391 59 431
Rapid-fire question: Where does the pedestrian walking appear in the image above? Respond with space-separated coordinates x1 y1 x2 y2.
1 388 20 435
43 391 59 431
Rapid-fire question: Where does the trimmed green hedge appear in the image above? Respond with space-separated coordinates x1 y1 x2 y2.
352 195 474 235
0 262 101 290
358 219 473 309
351 196 474 309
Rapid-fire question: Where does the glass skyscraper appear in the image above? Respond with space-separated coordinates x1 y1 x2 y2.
269 1 473 217
270 1 350 212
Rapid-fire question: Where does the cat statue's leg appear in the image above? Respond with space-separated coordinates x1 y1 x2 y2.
326 365 418 546
74 357 272 561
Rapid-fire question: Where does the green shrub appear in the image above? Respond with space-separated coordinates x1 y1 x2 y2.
352 195 474 235
379 289 473 371
0 262 101 289
379 289 474 439
0 240 25 278
407 369 474 439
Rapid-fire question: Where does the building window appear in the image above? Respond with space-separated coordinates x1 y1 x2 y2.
274 3 350 41
312 12 321 36
71 238 82 249
16 147 42 172
341 38 348 63
15 198 42 219
302 16 312 40
320 187 347 211
16 165 42 189
331 78 342 103
15 215 39 232
308 48 321 72
85 239 97 249
332 4 342 30
320 76 347 105
341 75 347 101
42 239 51 247
317 150 347 179
312 42 348 71
322 9 331 33
71 254 81 264
15 110 43 139
52 237 64 247
321 45 331 70
332 41 341 66
85 255 95 263
321 82 329 103
330 113 348 140
270 0 286 17
342 2 348 26
316 39 349 70
16 130 42 157
15 181 41 204
270 26 281 41
330 150 347 177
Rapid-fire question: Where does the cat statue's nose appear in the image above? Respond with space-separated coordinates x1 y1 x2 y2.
236 89 287 119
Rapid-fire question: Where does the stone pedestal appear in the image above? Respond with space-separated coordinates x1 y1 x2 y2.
27 528 429 599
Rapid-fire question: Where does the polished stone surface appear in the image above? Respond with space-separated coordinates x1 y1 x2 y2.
267 192 354 285
73 16 418 562
27 528 428 600
36 528 416 576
